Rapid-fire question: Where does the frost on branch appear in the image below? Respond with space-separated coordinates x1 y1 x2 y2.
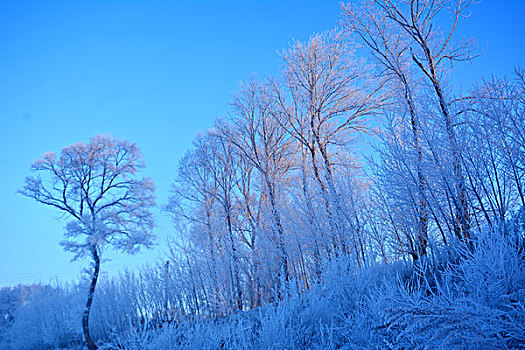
20 134 155 260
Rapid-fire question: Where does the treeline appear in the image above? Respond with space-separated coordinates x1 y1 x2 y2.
163 0 525 318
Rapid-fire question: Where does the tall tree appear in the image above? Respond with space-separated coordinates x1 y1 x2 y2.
371 0 477 241
343 0 430 260
274 29 385 262
226 80 296 294
205 130 244 311
167 133 224 316
20 135 155 350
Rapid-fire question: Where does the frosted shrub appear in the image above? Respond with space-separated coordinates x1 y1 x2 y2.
324 257 411 349
256 290 336 349
103 322 179 350
90 276 142 342
183 315 255 349
384 224 525 349
1 285 83 350
458 222 525 309
107 312 257 349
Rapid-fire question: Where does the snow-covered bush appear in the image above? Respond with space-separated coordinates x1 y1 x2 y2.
383 223 525 349
0 284 83 350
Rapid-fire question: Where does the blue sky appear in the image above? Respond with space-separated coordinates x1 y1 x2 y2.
0 0 523 287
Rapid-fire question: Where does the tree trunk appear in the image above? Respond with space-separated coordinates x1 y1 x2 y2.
403 76 428 260
226 210 243 311
411 40 470 242
82 245 100 350
266 178 290 295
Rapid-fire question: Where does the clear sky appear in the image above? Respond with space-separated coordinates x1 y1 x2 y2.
1 0 524 287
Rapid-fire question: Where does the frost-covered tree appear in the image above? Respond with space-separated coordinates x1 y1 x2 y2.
369 0 477 242
0 285 31 342
343 0 483 264
226 79 296 294
274 29 385 262
459 68 525 226
343 0 430 260
20 135 155 350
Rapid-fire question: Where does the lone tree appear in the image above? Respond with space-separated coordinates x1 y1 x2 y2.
20 135 155 350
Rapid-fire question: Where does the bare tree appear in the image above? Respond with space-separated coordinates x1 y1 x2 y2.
167 134 224 316
460 68 525 225
204 130 244 311
225 79 296 294
343 0 430 260
274 29 386 262
370 0 478 241
20 135 155 350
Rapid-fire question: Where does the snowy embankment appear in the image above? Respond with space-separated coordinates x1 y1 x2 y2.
2 220 523 349
110 223 524 349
